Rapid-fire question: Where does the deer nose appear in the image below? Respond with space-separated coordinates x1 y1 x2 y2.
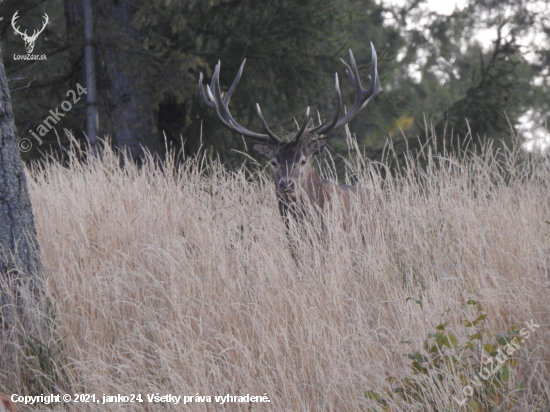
278 179 295 193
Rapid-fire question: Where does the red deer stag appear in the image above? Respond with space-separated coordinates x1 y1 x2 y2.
199 43 381 225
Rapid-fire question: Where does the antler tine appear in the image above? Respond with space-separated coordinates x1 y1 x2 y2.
224 59 246 104
205 85 236 129
310 73 342 134
311 43 382 136
11 11 27 37
345 49 362 91
34 13 49 38
198 61 223 109
362 43 381 106
198 72 214 108
256 104 284 143
332 43 381 129
206 86 276 142
213 62 282 144
338 58 356 94
211 61 257 138
199 61 281 144
294 107 311 142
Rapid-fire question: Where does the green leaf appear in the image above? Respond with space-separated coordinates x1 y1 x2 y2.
500 365 509 381
511 336 522 346
444 333 458 348
484 343 496 354
495 334 509 345
468 400 481 411
411 360 428 375
435 323 447 331
473 314 487 326
412 352 428 362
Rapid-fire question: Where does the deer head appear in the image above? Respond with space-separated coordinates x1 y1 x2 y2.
12 11 49 54
199 43 381 207
251 135 332 205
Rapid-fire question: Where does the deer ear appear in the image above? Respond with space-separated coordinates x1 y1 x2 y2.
252 143 276 159
305 138 329 156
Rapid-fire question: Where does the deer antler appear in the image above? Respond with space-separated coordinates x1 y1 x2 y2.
11 11 49 41
11 11 27 38
199 43 381 146
199 60 283 145
31 13 49 41
310 42 381 136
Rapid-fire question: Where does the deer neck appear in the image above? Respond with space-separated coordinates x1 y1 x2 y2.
276 165 331 224
302 167 329 208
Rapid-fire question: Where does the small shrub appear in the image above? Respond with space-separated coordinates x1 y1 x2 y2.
366 300 527 411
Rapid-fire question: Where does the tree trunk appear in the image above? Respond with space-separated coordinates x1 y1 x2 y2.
83 0 99 149
0 42 48 390
64 0 164 162
95 0 165 163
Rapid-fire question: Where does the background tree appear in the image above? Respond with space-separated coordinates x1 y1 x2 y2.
0 0 548 164
378 0 549 156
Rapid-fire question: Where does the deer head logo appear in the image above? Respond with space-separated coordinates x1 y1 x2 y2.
12 11 49 54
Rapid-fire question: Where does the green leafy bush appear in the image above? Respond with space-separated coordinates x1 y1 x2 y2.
366 300 528 411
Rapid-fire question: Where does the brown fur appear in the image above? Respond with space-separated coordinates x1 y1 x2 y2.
255 137 357 226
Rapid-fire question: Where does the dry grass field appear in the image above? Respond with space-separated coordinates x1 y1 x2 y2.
8 135 550 411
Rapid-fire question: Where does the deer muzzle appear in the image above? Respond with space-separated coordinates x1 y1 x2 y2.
278 179 295 194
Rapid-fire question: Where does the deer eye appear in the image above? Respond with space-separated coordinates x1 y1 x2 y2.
269 159 278 168
299 157 307 166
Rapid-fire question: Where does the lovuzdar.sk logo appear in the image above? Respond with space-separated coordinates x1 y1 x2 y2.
12 10 48 61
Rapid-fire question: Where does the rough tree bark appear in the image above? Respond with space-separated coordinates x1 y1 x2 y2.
0 42 48 388
95 0 165 162
83 0 99 149
65 0 164 162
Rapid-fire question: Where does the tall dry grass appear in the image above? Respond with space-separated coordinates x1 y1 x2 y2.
11 135 550 410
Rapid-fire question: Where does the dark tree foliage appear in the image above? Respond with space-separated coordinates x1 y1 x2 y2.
0 0 548 164
138 0 366 164
434 40 525 146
